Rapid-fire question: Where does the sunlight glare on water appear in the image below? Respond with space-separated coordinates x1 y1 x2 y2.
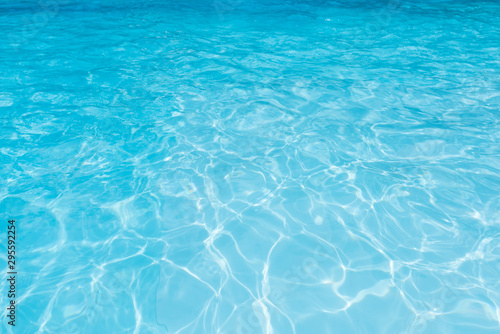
0 0 499 333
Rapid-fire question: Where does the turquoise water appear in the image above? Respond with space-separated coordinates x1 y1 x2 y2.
1 0 500 333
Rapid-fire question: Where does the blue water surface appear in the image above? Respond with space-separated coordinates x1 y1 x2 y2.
1 0 499 333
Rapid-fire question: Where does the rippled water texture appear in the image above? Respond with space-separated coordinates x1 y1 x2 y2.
1 0 499 333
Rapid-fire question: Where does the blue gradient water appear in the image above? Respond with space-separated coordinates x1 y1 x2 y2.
1 0 500 333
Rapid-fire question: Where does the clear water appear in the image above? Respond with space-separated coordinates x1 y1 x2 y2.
1 0 500 333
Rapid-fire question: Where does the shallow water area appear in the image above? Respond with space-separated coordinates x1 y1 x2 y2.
0 0 499 333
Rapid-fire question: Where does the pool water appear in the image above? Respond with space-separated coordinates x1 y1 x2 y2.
1 0 500 333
